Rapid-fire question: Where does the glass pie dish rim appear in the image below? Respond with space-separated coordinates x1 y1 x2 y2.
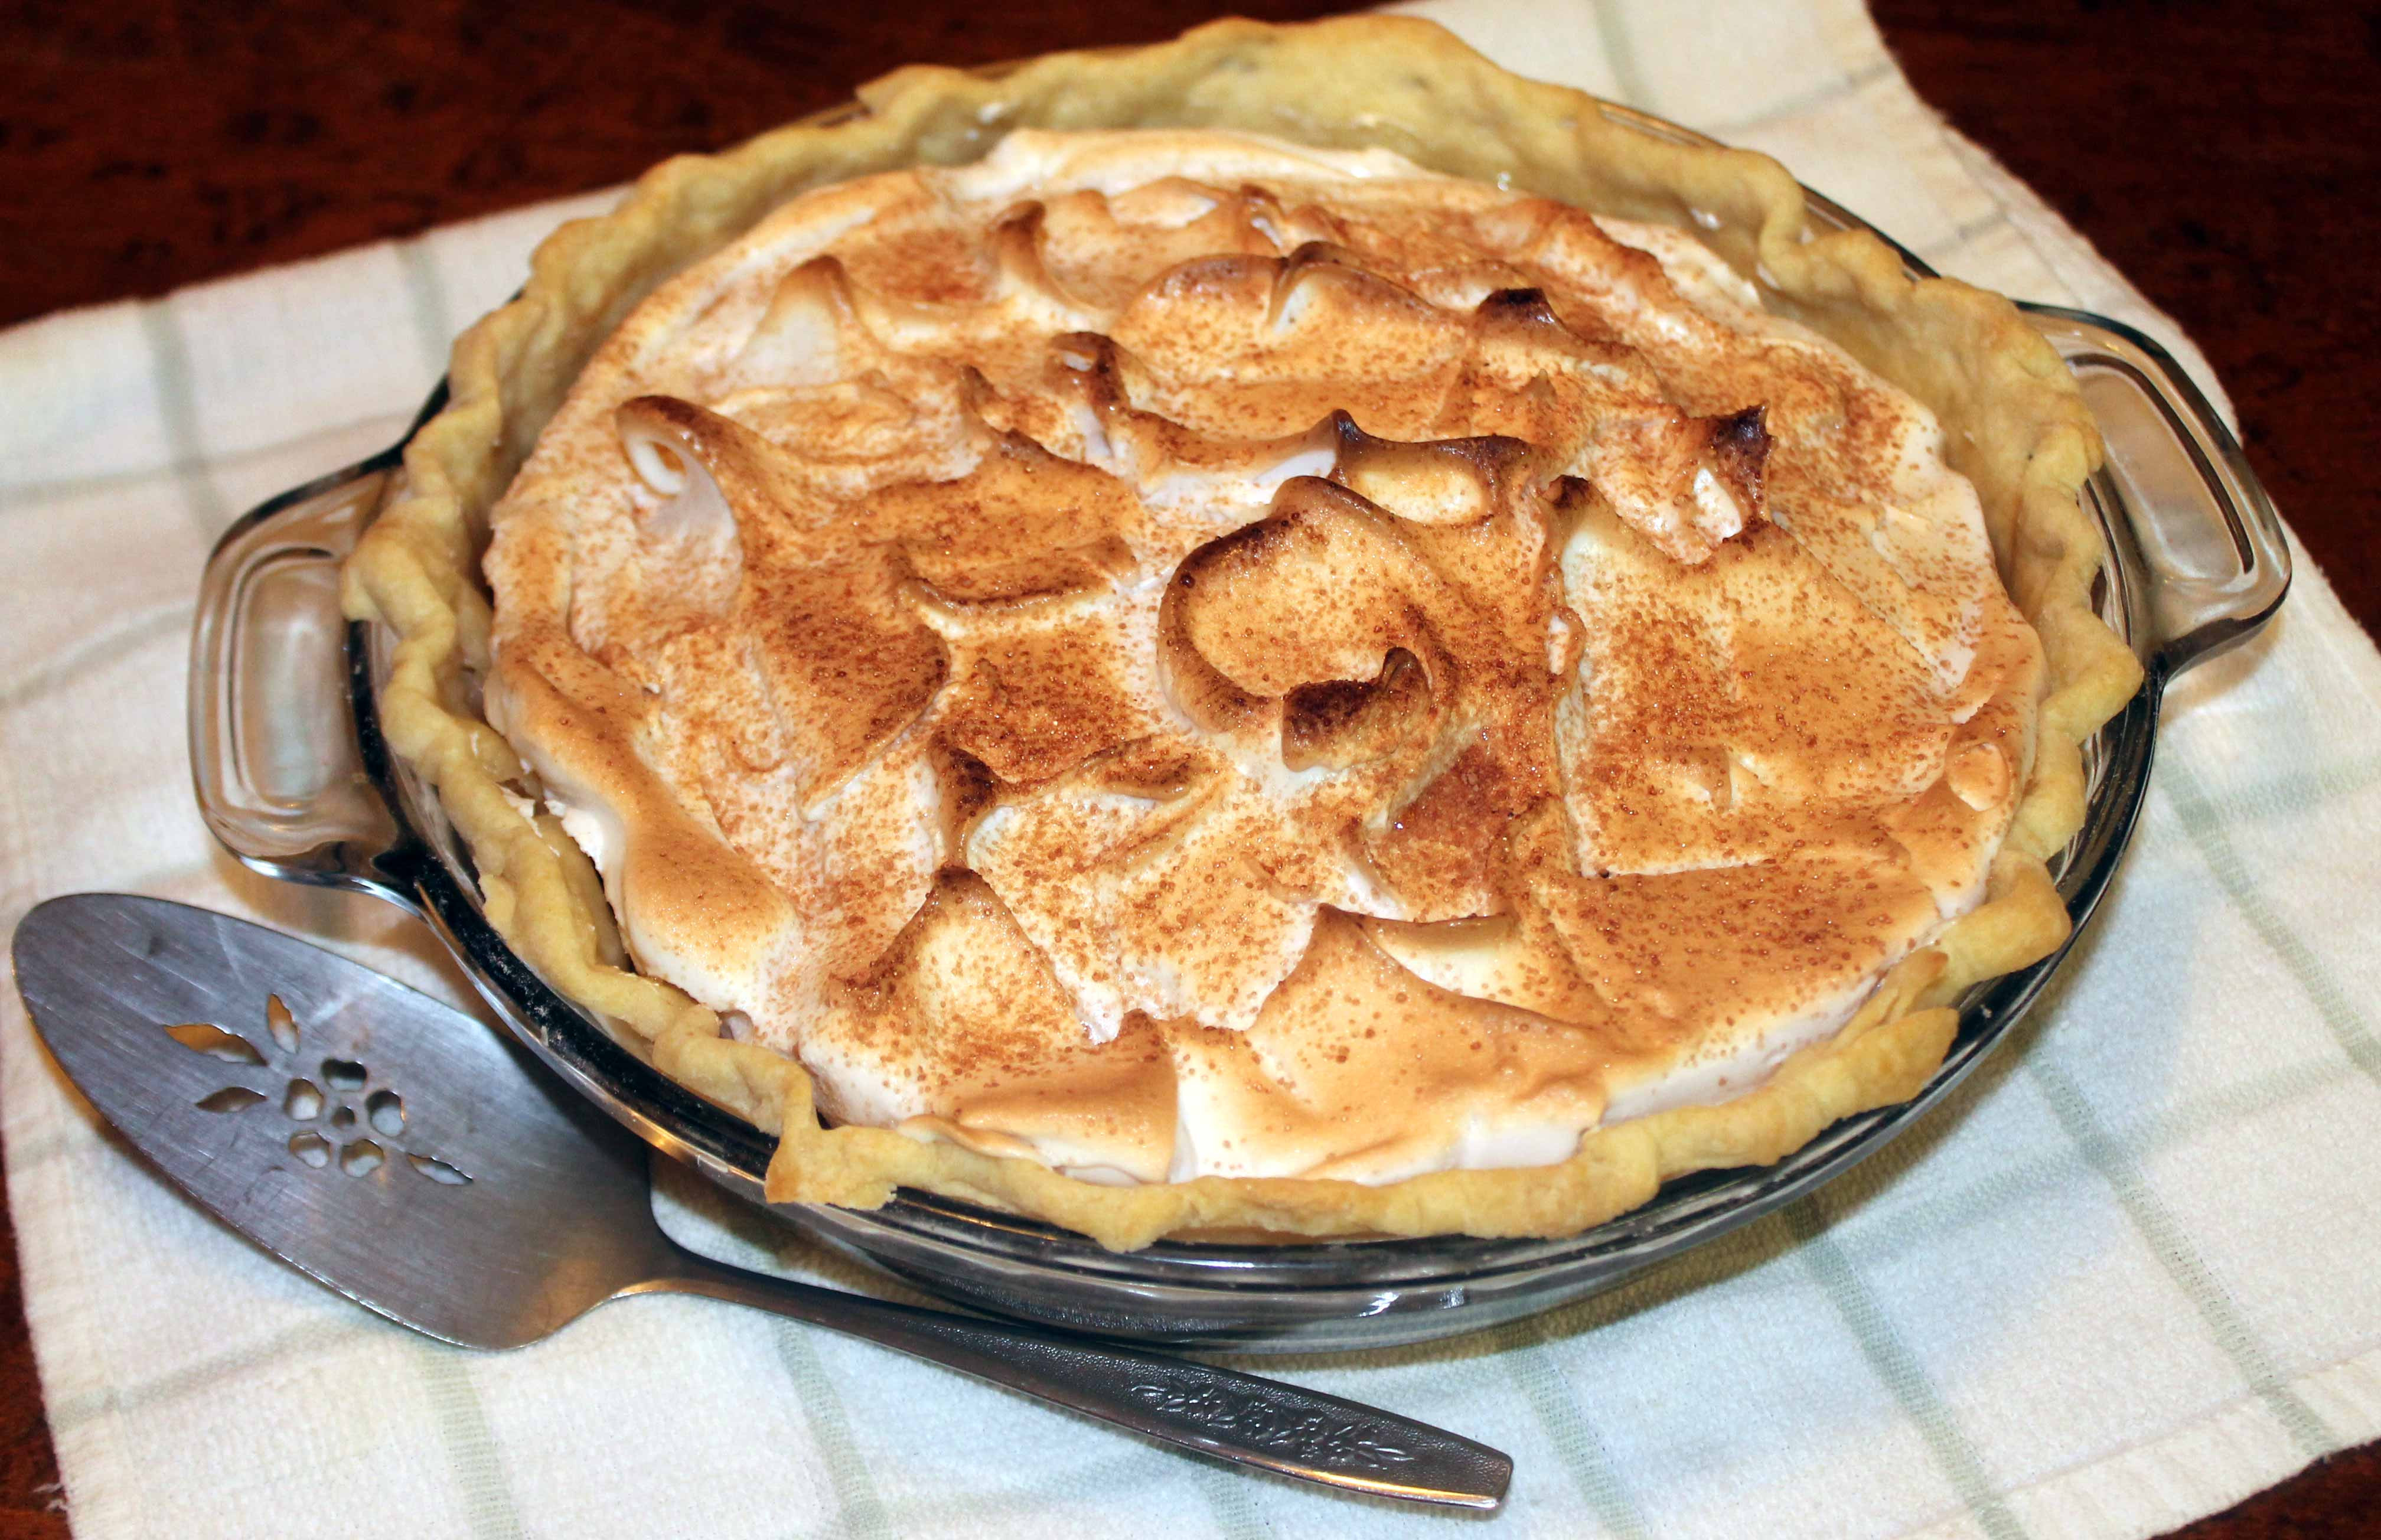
187 96 2292 1345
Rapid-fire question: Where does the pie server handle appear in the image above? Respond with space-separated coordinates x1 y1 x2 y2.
645 1241 1511 1508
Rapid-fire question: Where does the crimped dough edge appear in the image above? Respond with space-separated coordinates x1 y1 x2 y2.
340 14 2143 1252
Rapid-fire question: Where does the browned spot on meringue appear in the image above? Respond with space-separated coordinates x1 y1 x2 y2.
1707 404 1772 511
1280 648 1432 773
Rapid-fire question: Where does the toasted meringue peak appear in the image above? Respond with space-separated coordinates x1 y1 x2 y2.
483 128 2040 1186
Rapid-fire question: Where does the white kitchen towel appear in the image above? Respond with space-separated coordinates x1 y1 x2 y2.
5 2 2379 1537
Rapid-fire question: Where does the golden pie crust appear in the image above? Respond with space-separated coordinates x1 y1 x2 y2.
341 15 2142 1251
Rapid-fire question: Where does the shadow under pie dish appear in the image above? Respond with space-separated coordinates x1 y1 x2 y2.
197 16 2287 1347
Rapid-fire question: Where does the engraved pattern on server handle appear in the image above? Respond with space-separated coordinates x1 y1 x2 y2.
1127 1384 1418 1467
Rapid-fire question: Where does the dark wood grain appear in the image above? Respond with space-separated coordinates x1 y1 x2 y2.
1 5 2375 1537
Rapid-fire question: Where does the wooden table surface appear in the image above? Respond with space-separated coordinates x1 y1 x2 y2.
2 2 2375 1535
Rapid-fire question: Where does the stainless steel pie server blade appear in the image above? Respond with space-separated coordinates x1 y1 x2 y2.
15 890 644 1348
11 893 1514 1509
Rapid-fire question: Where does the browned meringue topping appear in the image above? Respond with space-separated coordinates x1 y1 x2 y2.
482 129 2041 1186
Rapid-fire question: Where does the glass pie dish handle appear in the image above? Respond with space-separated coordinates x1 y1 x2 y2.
188 445 418 910
2020 304 2291 677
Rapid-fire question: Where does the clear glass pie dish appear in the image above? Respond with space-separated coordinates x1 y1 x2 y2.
187 97 2289 1353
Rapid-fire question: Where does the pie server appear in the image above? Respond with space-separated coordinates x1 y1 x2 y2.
10 892 1512 1510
